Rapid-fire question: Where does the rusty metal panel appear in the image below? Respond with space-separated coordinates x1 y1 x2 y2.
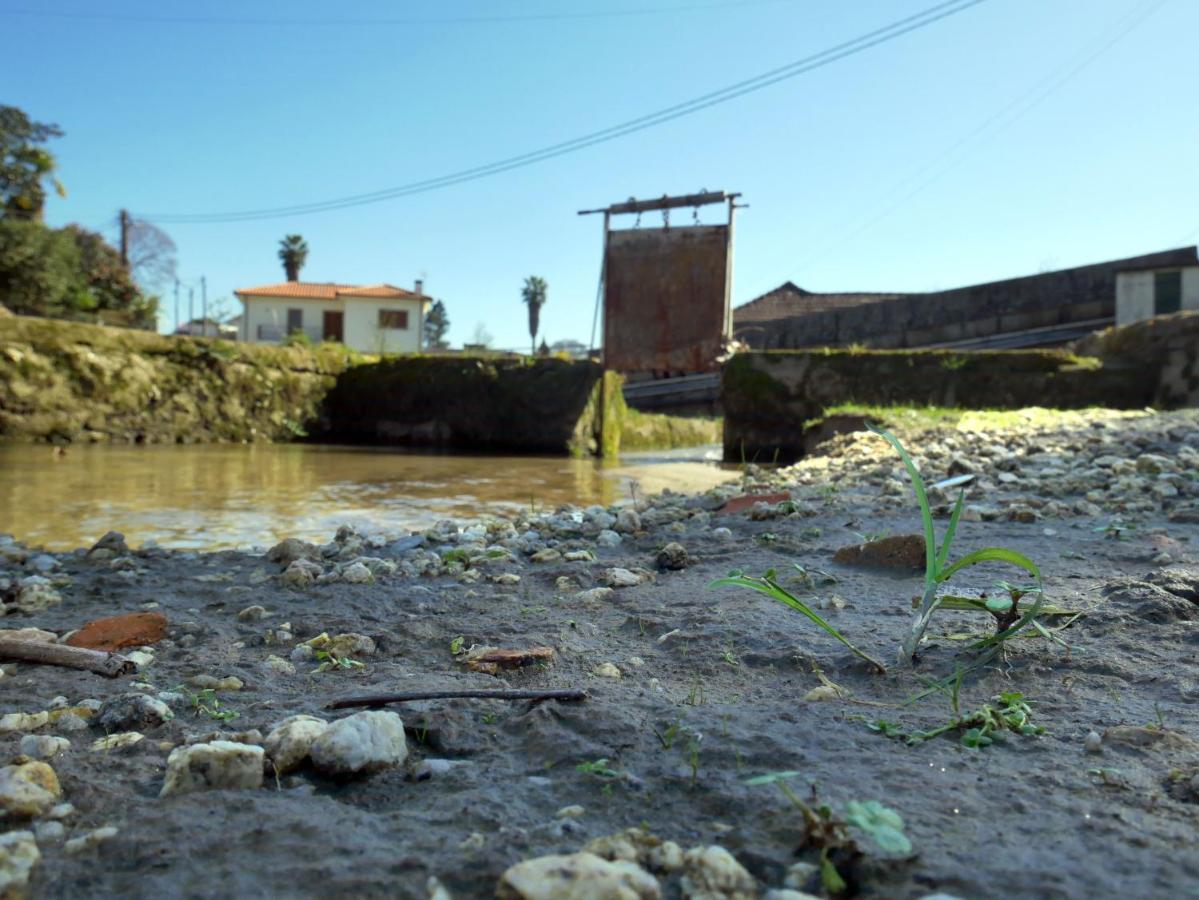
603 225 730 375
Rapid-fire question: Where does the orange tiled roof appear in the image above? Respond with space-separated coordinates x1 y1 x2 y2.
235 282 422 300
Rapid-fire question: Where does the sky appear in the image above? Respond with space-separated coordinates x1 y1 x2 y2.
3 0 1197 350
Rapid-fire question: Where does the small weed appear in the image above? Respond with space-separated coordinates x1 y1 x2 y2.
686 675 707 706
449 636 466 655
313 650 365 673
1095 520 1135 540
871 683 1045 748
576 758 620 779
687 734 702 788
481 712 497 725
652 718 683 750
758 532 779 544
852 530 891 543
174 685 238 723
721 648 740 667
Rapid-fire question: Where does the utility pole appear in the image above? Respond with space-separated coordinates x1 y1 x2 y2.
119 209 130 267
173 278 180 335
188 287 194 336
201 276 207 337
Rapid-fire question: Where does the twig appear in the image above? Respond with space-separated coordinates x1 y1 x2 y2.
327 689 587 710
0 638 134 677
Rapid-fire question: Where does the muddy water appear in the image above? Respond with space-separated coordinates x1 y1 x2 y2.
0 443 735 551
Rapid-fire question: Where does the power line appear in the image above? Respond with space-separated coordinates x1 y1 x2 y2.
141 0 987 224
6 0 791 28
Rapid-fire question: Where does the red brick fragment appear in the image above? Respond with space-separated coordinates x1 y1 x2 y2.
65 612 168 652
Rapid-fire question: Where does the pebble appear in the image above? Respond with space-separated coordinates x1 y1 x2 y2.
596 529 622 547
604 567 643 588
0 761 62 817
95 694 173 732
264 715 329 774
593 662 622 679
309 711 408 775
64 826 119 855
280 558 323 587
160 741 265 797
34 820 65 843
576 587 615 604
655 542 690 570
496 851 659 900
0 831 39 897
680 845 757 899
236 605 268 622
712 527 734 541
614 509 642 534
340 561 374 583
262 655 296 677
1084 731 1103 754
555 805 585 819
91 732 144 753
19 735 70 759
0 712 50 734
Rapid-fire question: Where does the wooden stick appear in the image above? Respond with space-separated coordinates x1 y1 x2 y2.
0 638 134 678
327 689 587 710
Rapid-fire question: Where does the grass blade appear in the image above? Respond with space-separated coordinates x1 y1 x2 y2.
868 424 935 579
711 575 886 673
938 547 1040 583
936 489 965 571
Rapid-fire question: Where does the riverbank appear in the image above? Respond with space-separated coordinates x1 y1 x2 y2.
2 407 1197 898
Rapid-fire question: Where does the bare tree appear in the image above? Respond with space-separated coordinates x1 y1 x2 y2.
125 218 177 290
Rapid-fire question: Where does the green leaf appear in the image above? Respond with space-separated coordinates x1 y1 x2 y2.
820 852 847 895
743 770 805 786
846 800 912 855
984 595 1013 613
936 488 966 572
868 425 936 581
939 546 1040 583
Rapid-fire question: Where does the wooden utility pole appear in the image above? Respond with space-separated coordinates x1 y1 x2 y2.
119 209 131 267
201 276 207 337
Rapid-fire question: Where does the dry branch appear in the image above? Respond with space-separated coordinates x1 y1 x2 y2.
327 688 587 710
0 638 134 677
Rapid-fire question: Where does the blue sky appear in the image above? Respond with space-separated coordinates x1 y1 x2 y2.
4 0 1197 349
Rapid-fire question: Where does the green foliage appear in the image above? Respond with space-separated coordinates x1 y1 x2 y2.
576 758 620 779
174 685 238 722
711 566 886 672
282 329 312 347
868 424 1045 667
0 105 64 220
313 650 365 673
0 219 157 328
870 687 1045 748
844 801 911 854
278 234 308 282
424 299 450 349
520 275 548 354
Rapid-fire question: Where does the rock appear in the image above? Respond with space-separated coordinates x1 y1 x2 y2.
583 829 684 874
280 558 323 587
95 694 173 732
237 605 268 622
87 531 128 559
496 851 660 900
613 508 642 534
711 527 733 541
1084 731 1103 754
266 538 320 566
64 826 119 855
597 530 622 548
494 573 522 586
604 568 643 588
0 761 62 817
655 542 690 570
341 561 374 584
159 741 265 797
720 492 790 515
65 612 168 652
188 674 243 692
576 587 615 604
680 845 757 900
556 805 586 819
0 628 57 644
18 735 70 760
309 711 408 775
262 655 296 677
0 831 39 898
594 662 622 679
0 712 49 734
832 534 925 572
6 576 61 612
264 715 329 774
91 732 144 753
564 550 595 563
34 820 65 843
530 548 562 563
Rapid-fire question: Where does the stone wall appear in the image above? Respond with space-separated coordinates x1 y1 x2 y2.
742 247 1199 350
722 347 1150 463
1073 310 1199 409
320 356 625 457
0 315 349 444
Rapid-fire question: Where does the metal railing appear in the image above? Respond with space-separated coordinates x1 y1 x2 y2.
256 324 323 342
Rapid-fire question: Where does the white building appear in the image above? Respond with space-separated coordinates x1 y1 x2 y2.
234 281 430 353
1115 265 1199 326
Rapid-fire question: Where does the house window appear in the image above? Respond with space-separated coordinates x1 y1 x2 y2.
286 308 303 333
1155 271 1182 315
379 309 409 329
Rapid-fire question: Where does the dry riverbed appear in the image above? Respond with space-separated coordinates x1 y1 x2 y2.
2 408 1198 899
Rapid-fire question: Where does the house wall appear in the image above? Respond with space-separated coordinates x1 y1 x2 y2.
341 296 426 354
241 296 341 343
1116 266 1199 326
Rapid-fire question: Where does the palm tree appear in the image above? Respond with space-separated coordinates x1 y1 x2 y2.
521 275 548 355
278 235 309 282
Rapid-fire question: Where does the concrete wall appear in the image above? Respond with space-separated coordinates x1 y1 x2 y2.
1116 267 1199 326
721 348 1148 463
739 247 1199 350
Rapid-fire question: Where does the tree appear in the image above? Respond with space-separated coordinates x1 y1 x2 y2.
278 234 308 282
469 323 493 348
125 217 177 290
521 275 548 355
0 105 65 221
424 299 450 349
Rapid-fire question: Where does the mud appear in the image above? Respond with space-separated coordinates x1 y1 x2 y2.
3 416 1199 899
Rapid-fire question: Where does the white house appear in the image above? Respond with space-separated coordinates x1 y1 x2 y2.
1116 264 1199 326
234 281 430 353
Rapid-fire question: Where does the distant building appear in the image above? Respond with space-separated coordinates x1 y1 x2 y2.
1115 261 1199 326
734 247 1199 350
175 318 237 340
234 281 430 353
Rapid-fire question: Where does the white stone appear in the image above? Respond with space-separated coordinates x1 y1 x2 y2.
341 561 374 584
596 529 622 547
64 826 119 855
604 568 642 588
496 851 660 900
264 715 329 774
280 558 322 587
576 587 615 604
594 663 622 679
18 735 69 759
91 733 144 753
309 711 408 775
159 741 265 797
680 845 757 899
262 655 296 677
711 527 733 541
0 831 39 898
614 509 642 534
0 712 49 734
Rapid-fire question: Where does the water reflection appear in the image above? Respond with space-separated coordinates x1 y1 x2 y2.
0 443 734 551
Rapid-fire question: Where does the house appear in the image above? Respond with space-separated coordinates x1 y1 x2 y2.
733 247 1199 350
175 317 238 340
1115 261 1199 326
234 280 430 353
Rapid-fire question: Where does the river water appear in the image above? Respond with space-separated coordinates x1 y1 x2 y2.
0 443 736 551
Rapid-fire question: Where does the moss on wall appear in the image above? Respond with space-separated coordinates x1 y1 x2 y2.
621 409 721 451
0 315 350 444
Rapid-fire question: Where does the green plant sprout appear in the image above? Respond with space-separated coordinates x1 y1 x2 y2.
576 758 620 779
173 685 238 723
744 773 911 895
711 566 886 673
868 424 1046 666
869 689 1045 748
313 650 365 673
